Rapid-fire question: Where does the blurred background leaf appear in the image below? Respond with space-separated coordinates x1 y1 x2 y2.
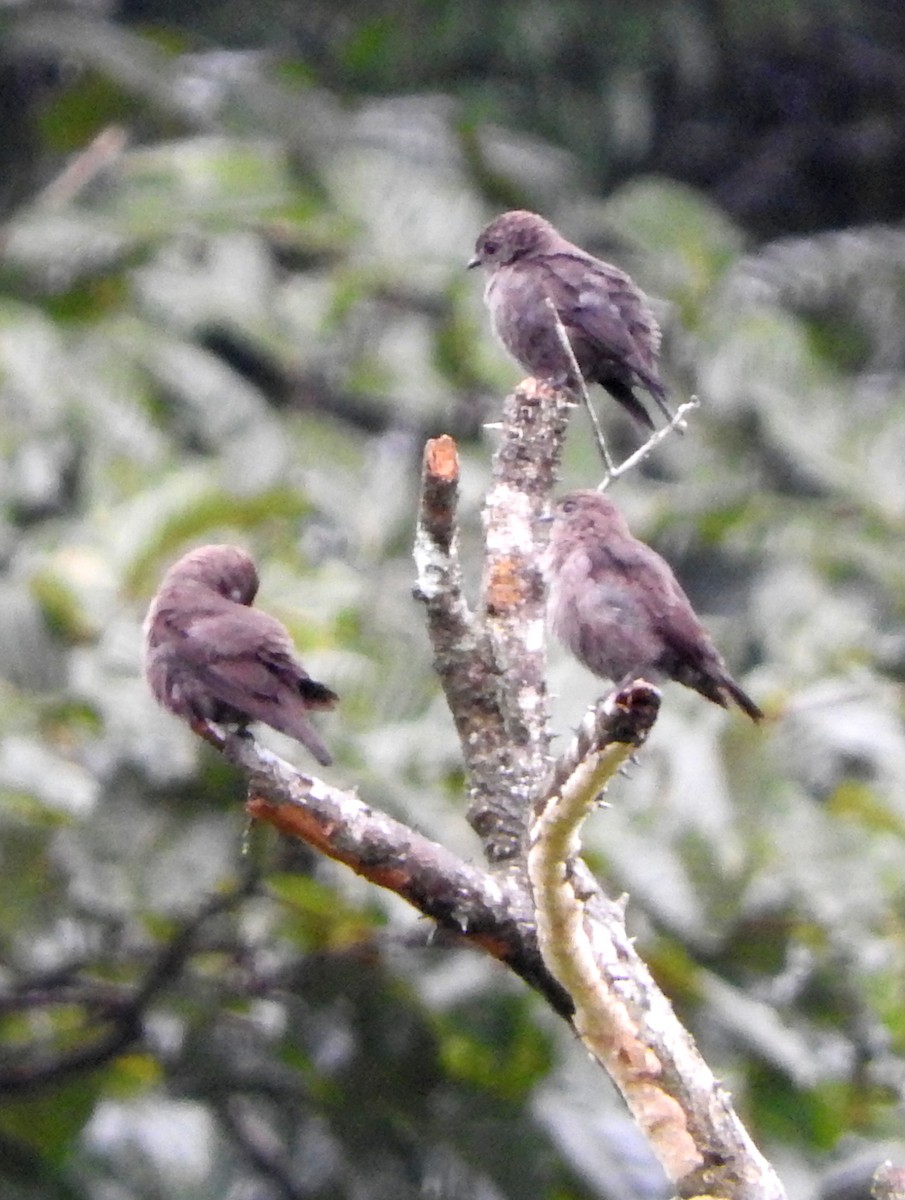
4 2 905 1198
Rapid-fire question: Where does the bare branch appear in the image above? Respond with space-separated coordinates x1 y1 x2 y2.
543 684 661 799
36 125 129 209
544 296 615 472
467 378 573 865
230 735 573 1016
0 872 258 1096
214 1097 307 1200
529 683 786 1200
599 398 700 489
416 433 462 557
414 381 573 865
542 296 698 488
413 434 495 757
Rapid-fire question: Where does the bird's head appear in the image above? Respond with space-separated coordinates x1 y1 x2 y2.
162 544 260 606
468 210 557 270
550 490 631 540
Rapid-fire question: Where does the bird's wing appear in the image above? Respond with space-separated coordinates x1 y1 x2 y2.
533 253 645 359
584 537 708 652
178 610 336 711
583 535 670 596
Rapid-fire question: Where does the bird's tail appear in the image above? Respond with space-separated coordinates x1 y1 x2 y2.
291 678 338 766
604 378 656 431
279 707 334 766
298 678 339 709
270 678 338 766
721 676 764 723
638 371 675 425
689 667 764 723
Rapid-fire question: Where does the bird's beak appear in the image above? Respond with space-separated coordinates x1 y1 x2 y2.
536 513 556 525
466 254 480 270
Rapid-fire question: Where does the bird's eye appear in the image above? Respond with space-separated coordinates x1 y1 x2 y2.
483 240 498 256
561 499 577 514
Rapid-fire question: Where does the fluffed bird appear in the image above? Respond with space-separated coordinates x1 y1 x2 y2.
544 491 762 721
143 544 337 764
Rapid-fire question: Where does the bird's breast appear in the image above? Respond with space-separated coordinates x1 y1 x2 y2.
485 265 576 378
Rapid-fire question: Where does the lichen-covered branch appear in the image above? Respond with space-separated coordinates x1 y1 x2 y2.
413 433 507 768
474 380 572 861
228 734 573 1016
414 380 573 866
210 374 784 1200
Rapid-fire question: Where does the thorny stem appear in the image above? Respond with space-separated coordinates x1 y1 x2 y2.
529 686 787 1200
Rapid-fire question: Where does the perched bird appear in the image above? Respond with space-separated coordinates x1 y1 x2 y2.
143 544 337 764
544 491 763 721
468 209 671 431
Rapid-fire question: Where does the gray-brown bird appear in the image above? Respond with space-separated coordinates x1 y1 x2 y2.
143 544 337 764
544 491 762 721
468 210 671 431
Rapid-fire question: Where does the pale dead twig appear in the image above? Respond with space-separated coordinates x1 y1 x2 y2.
544 297 615 473
598 397 700 489
542 297 698 485
36 126 129 210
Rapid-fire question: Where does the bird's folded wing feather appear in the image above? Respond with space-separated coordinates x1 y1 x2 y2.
583 538 705 648
174 610 309 705
533 254 643 359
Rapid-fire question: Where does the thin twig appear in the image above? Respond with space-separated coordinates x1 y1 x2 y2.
214 1098 307 1200
542 297 699 487
598 397 700 489
544 297 615 472
0 871 258 1095
36 125 129 210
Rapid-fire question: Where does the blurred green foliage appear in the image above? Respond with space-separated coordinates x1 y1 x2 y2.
3 3 905 1200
